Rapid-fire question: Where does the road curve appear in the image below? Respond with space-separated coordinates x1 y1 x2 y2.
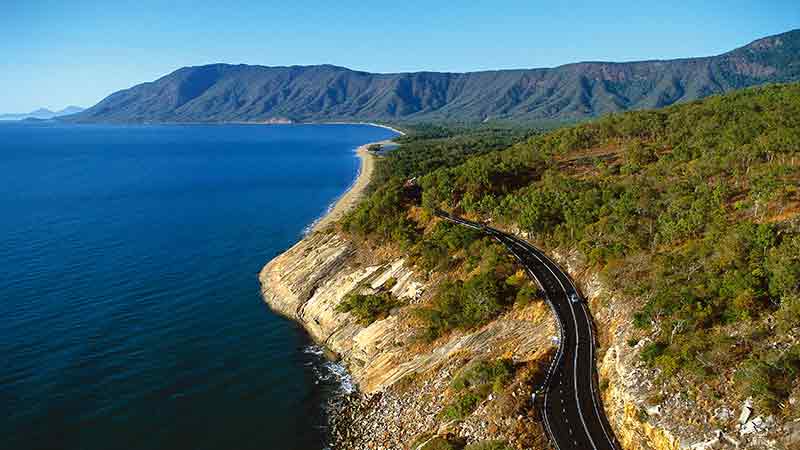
435 210 621 450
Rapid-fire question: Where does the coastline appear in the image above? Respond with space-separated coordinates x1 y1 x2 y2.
308 125 404 233
317 121 405 136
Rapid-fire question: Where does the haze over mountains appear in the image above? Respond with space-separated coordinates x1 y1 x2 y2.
70 29 800 124
1 106 84 121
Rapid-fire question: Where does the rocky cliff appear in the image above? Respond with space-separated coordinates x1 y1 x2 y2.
259 229 556 448
259 228 800 449
550 248 800 450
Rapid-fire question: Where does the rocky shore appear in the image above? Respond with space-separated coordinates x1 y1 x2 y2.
259 229 557 448
259 225 800 449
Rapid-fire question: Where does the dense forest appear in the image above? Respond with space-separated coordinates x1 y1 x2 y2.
342 82 800 418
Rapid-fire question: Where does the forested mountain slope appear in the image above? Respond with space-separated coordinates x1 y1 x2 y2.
70 30 800 124
342 82 800 448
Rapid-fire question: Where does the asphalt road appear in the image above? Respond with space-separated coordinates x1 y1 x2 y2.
435 211 620 450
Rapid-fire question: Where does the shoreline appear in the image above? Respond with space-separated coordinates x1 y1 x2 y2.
316 121 406 136
308 125 405 234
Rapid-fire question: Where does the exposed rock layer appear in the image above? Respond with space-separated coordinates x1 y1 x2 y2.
260 230 799 449
552 249 799 450
259 230 555 394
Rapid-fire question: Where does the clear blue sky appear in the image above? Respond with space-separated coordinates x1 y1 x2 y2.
1 0 798 112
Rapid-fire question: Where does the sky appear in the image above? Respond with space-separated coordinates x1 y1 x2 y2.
1 0 798 112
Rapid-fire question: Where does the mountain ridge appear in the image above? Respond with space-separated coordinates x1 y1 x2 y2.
69 29 800 124
1 106 84 121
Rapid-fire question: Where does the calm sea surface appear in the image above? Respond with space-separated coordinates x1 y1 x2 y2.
0 122 397 450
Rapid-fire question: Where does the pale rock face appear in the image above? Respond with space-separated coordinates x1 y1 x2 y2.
552 248 793 450
741 416 766 435
259 231 556 395
739 398 754 425
784 421 800 446
715 407 735 422
646 405 662 417
688 430 742 450
261 231 796 448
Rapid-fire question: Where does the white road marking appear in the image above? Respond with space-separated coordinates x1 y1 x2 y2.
437 213 621 449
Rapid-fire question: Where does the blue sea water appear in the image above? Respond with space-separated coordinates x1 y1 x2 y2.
0 122 397 450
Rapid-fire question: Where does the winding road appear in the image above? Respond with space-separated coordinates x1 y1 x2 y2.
435 210 621 450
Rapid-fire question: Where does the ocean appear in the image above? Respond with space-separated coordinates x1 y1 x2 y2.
0 122 398 450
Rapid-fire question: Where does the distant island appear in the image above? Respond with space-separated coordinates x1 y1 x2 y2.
66 29 799 125
0 106 85 121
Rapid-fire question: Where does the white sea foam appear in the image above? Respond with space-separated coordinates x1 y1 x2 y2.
322 361 356 394
304 345 356 394
303 344 325 356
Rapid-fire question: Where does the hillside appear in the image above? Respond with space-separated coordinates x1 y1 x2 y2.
321 82 800 448
70 30 800 124
0 106 84 121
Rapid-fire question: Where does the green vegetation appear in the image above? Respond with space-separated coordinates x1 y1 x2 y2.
359 219 538 340
420 273 512 340
341 177 418 248
440 359 516 421
735 343 800 411
451 359 515 393
422 84 800 412
343 126 538 249
335 291 400 325
413 436 460 450
414 229 537 340
374 125 538 185
412 221 483 272
344 82 800 415
464 441 514 450
76 30 800 124
410 436 513 450
440 391 484 421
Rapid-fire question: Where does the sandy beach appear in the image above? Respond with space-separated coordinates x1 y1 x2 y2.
310 125 404 233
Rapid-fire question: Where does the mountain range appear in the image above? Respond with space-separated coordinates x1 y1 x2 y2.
1 106 85 121
69 29 800 124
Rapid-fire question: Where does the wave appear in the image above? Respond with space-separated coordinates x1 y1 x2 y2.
303 345 356 395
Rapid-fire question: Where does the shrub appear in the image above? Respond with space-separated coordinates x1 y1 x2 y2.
767 236 800 299
341 177 418 248
640 342 667 364
460 273 507 326
384 276 398 290
514 284 541 307
413 222 486 272
654 354 681 377
464 441 514 450
451 359 514 393
336 292 399 325
413 436 459 450
735 345 800 412
440 391 482 421
419 272 515 339
355 82 800 390
440 359 516 422
775 295 800 333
